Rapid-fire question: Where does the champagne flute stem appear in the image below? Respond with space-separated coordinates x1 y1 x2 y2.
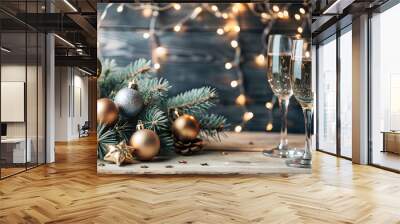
278 96 290 150
303 107 313 160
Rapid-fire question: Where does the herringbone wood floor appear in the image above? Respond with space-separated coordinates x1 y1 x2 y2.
1 135 400 224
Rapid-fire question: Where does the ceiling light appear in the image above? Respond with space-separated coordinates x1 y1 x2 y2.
54 34 75 48
63 0 78 12
1 47 11 53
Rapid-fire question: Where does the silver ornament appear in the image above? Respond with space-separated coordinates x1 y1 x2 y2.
114 81 144 118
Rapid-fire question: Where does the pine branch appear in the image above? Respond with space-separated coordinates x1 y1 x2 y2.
139 106 174 151
166 87 218 114
198 114 228 141
97 123 118 159
137 77 171 105
100 58 118 78
125 58 153 79
112 119 136 143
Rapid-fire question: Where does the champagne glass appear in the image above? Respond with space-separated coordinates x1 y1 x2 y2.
286 39 313 168
263 34 296 158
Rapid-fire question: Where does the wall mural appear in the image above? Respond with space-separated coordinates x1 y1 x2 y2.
97 2 312 173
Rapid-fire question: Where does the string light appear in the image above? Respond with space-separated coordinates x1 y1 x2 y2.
155 46 167 57
230 40 238 48
230 80 239 88
265 102 273 110
117 4 124 13
234 125 242 133
142 7 152 17
266 123 273 131
235 94 246 106
143 32 150 39
283 10 289 19
174 24 181 32
261 13 270 20
294 14 301 20
297 27 303 33
225 62 233 70
255 54 265 66
98 3 281 133
243 112 254 121
299 8 306 14
216 28 224 35
232 3 245 14
173 3 181 11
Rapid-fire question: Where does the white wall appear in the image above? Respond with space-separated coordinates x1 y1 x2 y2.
54 67 89 141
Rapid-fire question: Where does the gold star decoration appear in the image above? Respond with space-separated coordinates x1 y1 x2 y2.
104 141 135 166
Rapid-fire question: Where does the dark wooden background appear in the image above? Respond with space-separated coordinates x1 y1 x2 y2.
98 3 310 133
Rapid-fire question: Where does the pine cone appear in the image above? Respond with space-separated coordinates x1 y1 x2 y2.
174 137 204 155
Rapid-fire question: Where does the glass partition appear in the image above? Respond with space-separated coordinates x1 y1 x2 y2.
339 28 352 158
317 36 337 154
0 1 46 179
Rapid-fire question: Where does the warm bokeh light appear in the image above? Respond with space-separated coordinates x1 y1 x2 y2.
217 28 224 35
155 46 167 57
222 13 229 19
255 54 265 66
272 5 279 12
143 32 150 39
265 102 273 110
235 94 246 106
173 3 181 10
277 12 284 19
153 63 161 70
117 4 124 13
297 27 303 33
211 5 218 12
299 8 306 14
294 13 301 20
225 62 233 70
266 123 273 131
230 80 239 88
234 25 241 33
261 13 270 20
142 7 152 17
234 125 242 133
231 40 238 48
174 24 181 32
283 10 289 18
232 3 245 14
243 112 254 121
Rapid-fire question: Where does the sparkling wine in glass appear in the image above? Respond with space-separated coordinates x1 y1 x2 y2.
263 34 296 158
286 39 313 168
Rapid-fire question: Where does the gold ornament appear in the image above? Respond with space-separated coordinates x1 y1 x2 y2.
129 120 160 161
97 98 119 126
172 112 200 142
104 141 135 166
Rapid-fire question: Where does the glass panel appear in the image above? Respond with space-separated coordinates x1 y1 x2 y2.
371 4 400 171
317 37 337 154
27 30 38 169
339 29 352 158
1 31 28 177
